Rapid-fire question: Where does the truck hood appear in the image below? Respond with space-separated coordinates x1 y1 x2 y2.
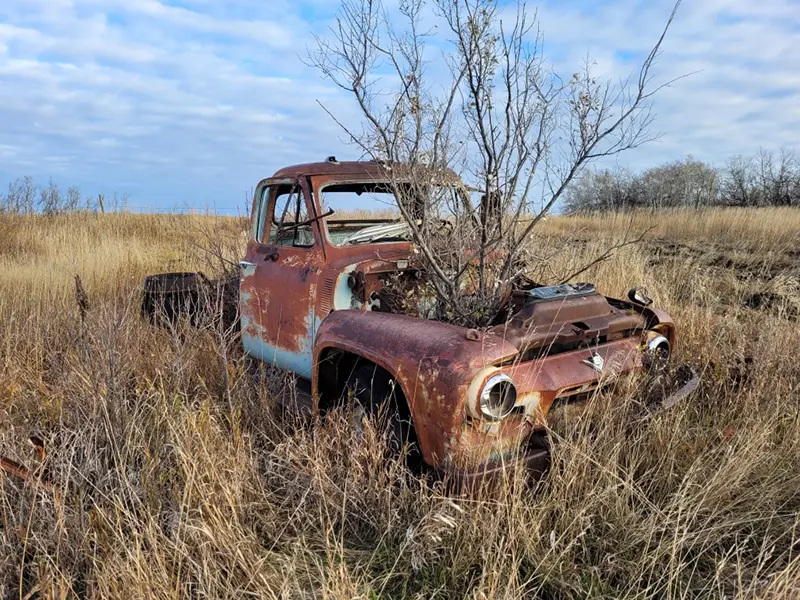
490 283 647 359
345 258 650 360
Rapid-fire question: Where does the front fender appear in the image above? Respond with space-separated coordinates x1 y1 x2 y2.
312 310 519 466
643 307 677 351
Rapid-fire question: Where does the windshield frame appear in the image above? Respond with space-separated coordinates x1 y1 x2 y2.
315 179 407 247
314 178 476 248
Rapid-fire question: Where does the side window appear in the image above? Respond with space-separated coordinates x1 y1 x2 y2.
254 185 270 242
265 184 315 247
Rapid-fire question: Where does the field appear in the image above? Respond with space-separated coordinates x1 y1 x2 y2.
0 208 799 598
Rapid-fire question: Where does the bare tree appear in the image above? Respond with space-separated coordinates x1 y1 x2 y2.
681 157 719 209
104 191 130 213
721 154 760 207
755 148 798 207
1 180 20 213
310 0 682 325
65 185 82 212
637 156 718 210
20 176 38 214
1 176 39 214
39 178 63 214
0 176 138 214
564 167 639 213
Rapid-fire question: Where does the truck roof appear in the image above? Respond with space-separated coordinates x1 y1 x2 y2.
269 160 461 182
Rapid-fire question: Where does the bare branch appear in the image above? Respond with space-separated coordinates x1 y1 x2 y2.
310 0 683 326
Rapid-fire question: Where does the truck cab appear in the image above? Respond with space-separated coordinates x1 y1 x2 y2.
239 160 414 380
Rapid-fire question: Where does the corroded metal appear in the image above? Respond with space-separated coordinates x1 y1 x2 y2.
142 272 238 330
232 160 679 478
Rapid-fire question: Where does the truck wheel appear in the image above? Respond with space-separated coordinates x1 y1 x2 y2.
345 365 418 461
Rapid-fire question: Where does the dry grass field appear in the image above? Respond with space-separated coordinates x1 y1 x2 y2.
0 208 799 598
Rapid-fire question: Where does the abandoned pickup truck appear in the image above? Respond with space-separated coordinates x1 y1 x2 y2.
142 160 693 485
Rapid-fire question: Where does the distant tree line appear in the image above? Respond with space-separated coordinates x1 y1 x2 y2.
565 148 800 213
0 176 130 214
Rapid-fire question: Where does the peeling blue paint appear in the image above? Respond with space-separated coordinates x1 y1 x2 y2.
333 264 360 310
240 261 360 378
242 309 322 379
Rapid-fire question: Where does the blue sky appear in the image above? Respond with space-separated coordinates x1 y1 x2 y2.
1 0 799 214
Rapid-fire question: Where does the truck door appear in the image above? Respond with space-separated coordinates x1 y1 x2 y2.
240 178 324 379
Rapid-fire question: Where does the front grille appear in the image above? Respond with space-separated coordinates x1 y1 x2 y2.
515 330 638 363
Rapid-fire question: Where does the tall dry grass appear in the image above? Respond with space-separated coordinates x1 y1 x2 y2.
0 209 798 598
545 207 800 253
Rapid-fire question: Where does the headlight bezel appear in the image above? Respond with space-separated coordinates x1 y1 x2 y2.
478 373 518 421
646 333 671 363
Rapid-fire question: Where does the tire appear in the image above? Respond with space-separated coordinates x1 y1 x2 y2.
345 365 418 461
142 272 203 326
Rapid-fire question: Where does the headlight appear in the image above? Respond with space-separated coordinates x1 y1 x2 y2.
479 374 517 420
647 334 671 361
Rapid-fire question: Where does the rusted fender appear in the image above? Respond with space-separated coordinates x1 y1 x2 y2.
313 310 519 466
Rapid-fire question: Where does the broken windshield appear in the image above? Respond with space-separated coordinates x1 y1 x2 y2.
320 182 403 246
320 181 467 246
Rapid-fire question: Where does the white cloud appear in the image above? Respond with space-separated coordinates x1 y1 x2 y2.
534 0 800 169
0 0 798 210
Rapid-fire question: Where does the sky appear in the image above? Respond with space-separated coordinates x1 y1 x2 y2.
1 0 799 214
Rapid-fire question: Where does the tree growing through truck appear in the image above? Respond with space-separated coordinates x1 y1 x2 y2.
310 0 684 326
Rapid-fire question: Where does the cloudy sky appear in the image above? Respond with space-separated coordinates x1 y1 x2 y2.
1 0 798 213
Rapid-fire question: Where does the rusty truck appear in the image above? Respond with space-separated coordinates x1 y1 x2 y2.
141 159 697 486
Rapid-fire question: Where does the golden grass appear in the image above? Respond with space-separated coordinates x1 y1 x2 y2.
0 208 799 598
0 213 247 316
543 207 800 252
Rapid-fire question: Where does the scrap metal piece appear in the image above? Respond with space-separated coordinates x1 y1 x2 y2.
142 272 239 331
29 435 45 461
141 272 205 325
0 457 30 482
660 367 701 411
0 457 53 492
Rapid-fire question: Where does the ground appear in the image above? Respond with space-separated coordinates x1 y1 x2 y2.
0 208 798 599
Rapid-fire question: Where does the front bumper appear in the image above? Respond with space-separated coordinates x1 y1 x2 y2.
444 336 689 477
450 338 645 470
436 435 551 492
436 365 700 492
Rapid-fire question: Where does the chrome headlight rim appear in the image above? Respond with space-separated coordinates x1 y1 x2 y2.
479 373 518 421
647 334 671 360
